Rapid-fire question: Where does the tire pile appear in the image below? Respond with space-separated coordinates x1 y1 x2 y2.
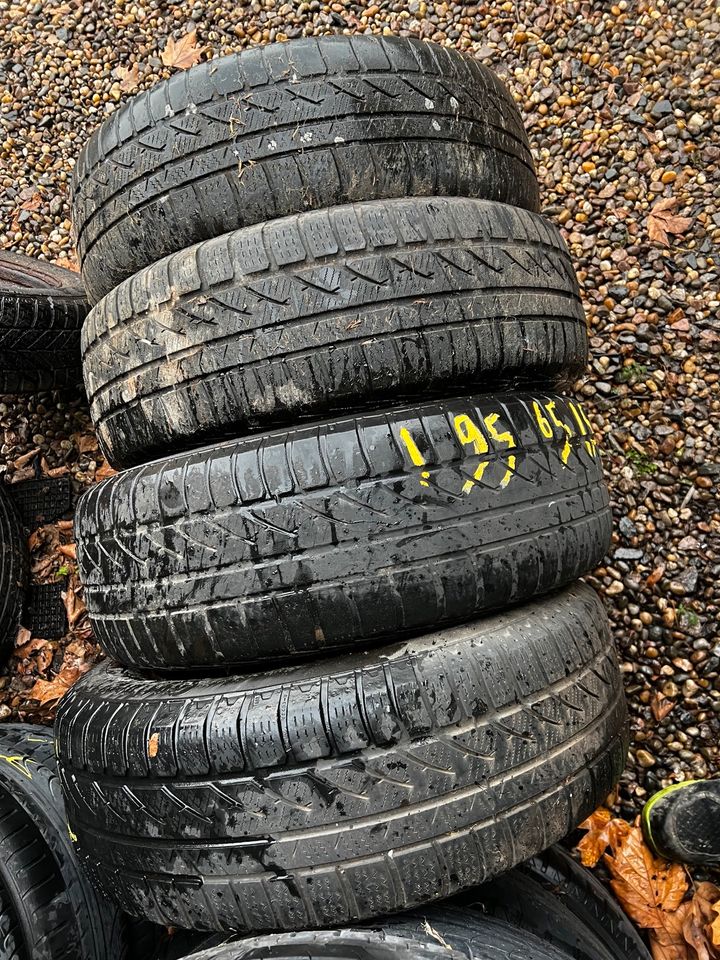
55 35 629 938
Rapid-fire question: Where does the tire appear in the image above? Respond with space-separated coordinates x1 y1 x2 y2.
172 930 464 960
0 483 27 655
175 914 574 960
56 584 628 933
0 725 159 960
0 252 86 393
466 846 650 960
71 35 539 302
76 390 611 671
0 882 24 960
83 197 587 469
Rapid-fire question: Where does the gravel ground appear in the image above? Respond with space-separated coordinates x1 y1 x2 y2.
1 0 718 815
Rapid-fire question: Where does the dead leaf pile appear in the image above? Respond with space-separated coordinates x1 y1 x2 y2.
578 809 720 960
648 197 693 246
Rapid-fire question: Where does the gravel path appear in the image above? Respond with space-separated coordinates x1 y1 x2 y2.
1 1 718 814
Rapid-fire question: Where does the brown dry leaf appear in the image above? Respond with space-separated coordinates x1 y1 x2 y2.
648 197 693 247
647 564 666 587
53 256 79 272
651 902 694 960
62 583 86 628
58 543 77 560
11 447 40 470
115 62 140 92
41 457 69 478
651 690 675 722
161 31 204 70
28 665 82 705
73 432 98 454
711 901 720 947
577 807 613 866
15 626 31 647
605 823 688 931
148 733 160 758
95 462 118 482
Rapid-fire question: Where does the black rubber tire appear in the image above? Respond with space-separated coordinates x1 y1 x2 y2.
467 846 650 960
0 725 159 960
71 36 539 303
56 584 628 933
0 483 28 655
83 197 586 470
171 930 464 960
175 913 574 960
0 252 86 393
0 880 25 960
75 390 610 671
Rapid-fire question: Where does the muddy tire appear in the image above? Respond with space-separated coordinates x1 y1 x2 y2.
0 252 86 393
75 390 610 671
56 585 628 933
72 36 539 302
0 725 159 960
83 197 586 469
0 483 27 654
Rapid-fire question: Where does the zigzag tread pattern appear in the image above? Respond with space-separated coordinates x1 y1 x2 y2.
70 38 539 300
80 197 586 467
73 393 610 667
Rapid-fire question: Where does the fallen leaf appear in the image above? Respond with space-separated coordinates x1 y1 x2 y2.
605 824 688 931
57 543 77 560
41 457 69 478
577 807 613 866
648 197 693 247
650 901 693 960
115 62 140 92
651 691 675 722
682 884 720 960
711 901 720 947
148 733 160 758
53 256 79 272
95 462 118 482
161 31 204 70
647 564 666 587
11 447 40 470
15 626 31 647
28 666 81 705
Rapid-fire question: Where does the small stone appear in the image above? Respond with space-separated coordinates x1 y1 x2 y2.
651 99 673 118
637 750 656 768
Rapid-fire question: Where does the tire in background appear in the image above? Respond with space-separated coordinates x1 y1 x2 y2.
71 35 539 301
83 197 587 469
75 390 611 671
467 845 650 960
173 915 574 960
56 585 628 933
0 725 159 960
0 483 27 656
0 252 85 393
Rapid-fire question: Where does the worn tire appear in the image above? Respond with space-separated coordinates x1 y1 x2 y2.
0 252 85 393
468 846 650 960
84 197 586 469
0 725 158 960
76 390 610 671
177 914 574 960
0 483 27 655
56 584 628 933
72 36 539 302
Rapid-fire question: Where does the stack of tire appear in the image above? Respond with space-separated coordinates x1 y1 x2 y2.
56 35 628 935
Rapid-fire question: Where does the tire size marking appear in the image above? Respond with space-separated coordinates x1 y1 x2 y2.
398 398 600 494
